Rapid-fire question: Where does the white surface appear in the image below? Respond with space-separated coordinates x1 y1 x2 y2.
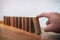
0 0 60 28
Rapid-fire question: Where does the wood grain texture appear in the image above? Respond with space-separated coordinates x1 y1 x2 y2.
0 24 41 40
0 24 57 40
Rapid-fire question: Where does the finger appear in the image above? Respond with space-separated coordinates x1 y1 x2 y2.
46 19 50 25
44 24 53 32
36 13 51 18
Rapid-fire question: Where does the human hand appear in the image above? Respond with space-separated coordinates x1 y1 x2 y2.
36 12 60 33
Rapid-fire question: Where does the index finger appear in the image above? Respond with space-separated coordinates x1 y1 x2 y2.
36 13 51 18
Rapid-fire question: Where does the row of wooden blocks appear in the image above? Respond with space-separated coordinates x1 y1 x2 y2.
3 16 41 35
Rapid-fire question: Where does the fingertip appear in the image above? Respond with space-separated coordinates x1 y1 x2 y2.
43 27 50 32
36 15 40 18
36 13 50 18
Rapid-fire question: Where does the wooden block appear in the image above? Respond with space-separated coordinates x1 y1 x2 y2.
29 17 35 33
6 17 8 25
8 17 10 26
3 16 5 24
29 17 31 32
10 17 14 26
25 17 29 32
22 17 25 30
4 16 6 25
7 17 10 26
9 17 11 26
32 18 41 35
13 17 15 27
15 17 18 28
4 16 8 25
18 17 22 29
26 17 29 32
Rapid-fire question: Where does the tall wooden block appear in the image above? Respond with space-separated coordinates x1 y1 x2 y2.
7 17 10 26
4 16 7 25
4 16 6 24
22 17 25 30
29 17 35 33
25 17 29 32
7 17 8 25
9 17 11 26
13 17 15 27
15 17 18 28
18 17 22 29
6 17 8 25
32 18 41 35
3 16 5 24
10 17 14 26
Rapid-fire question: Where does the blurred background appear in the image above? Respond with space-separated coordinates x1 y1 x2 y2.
0 0 60 28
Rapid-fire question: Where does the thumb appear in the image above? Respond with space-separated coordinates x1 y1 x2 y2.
44 24 53 32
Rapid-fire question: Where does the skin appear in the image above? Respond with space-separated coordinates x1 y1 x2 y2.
36 12 60 33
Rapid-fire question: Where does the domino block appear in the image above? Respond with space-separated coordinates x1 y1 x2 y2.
7 17 10 26
18 17 22 29
10 17 14 26
25 17 30 32
22 17 25 30
32 18 41 35
29 17 35 33
3 16 5 24
5 16 8 25
12 17 15 27
15 17 18 28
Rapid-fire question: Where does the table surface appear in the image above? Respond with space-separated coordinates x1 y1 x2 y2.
0 23 60 40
